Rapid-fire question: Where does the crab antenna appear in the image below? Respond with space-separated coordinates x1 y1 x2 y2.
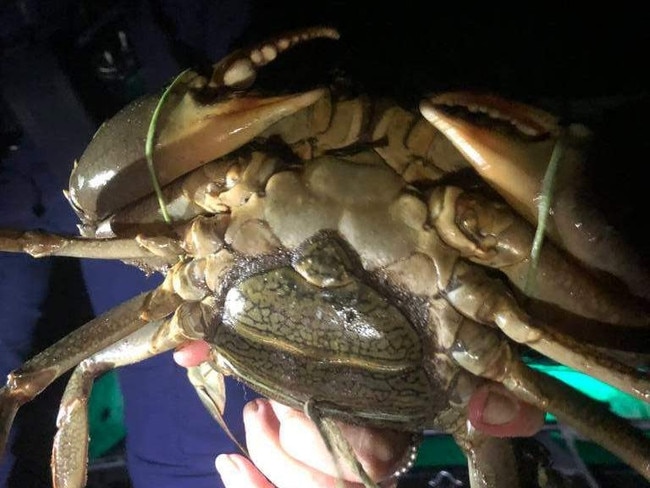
211 26 341 90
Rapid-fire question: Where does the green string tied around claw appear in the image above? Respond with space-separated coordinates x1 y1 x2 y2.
524 130 566 295
145 69 191 224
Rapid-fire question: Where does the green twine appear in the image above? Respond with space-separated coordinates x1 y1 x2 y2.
524 132 566 294
145 69 191 224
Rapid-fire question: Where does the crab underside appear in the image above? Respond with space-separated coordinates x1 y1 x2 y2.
0 26 648 488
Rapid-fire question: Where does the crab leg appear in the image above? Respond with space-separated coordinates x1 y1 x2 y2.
453 429 528 488
0 229 170 260
443 260 650 403
421 93 650 300
429 186 649 330
52 322 168 488
451 319 650 481
261 90 469 181
0 292 151 459
51 296 216 488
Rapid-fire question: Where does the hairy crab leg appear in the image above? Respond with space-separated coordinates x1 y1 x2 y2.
0 210 235 485
451 319 650 481
53 322 165 488
430 186 650 397
260 90 468 180
428 185 650 398
50 298 217 488
433 308 572 488
0 291 162 459
0 229 173 262
421 93 650 300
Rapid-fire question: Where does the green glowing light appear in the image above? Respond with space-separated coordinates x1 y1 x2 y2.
415 363 648 467
528 363 650 421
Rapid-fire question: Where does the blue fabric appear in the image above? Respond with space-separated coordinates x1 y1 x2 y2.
1 3 253 486
0 141 58 486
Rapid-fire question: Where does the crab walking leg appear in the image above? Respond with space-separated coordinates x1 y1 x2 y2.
430 186 649 329
444 261 650 403
53 322 167 488
452 428 523 488
51 301 208 488
0 292 157 460
0 229 176 261
451 320 650 481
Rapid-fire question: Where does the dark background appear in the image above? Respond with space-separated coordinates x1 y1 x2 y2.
1 2 648 487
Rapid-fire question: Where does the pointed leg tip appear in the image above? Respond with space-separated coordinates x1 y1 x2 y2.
0 386 21 460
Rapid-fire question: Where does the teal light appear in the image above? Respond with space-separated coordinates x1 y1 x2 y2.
528 363 650 421
416 362 649 467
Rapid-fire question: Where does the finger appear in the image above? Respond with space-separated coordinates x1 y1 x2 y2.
172 340 211 367
271 401 411 482
244 399 365 488
216 454 275 488
468 383 545 437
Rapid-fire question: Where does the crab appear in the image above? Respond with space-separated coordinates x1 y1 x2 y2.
0 26 649 488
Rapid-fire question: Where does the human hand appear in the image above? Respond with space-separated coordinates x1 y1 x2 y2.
174 341 545 488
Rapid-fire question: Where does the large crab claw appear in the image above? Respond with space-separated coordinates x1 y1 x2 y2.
420 92 650 301
68 27 339 224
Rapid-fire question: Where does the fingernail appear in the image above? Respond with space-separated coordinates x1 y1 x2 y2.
481 391 519 425
215 454 240 481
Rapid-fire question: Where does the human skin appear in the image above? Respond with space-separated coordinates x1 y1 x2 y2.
173 341 545 488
